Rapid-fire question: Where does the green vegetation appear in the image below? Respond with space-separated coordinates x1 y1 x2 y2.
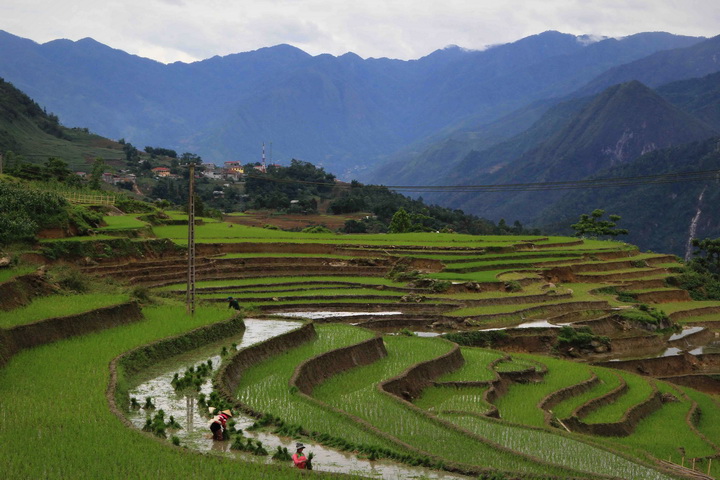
582 372 655 424
494 354 590 427
551 368 623 419
415 385 493 414
0 303 330 479
571 209 629 238
235 324 399 450
0 292 130 328
313 335 567 475
437 348 506 381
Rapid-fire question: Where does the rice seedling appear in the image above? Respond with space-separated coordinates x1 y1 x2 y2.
551 367 623 420
437 347 505 382
234 324 400 451
605 382 716 463
582 371 655 424
155 276 405 292
97 215 148 230
439 412 674 480
313 335 590 477
0 301 326 479
414 385 493 414
0 292 130 328
493 354 590 427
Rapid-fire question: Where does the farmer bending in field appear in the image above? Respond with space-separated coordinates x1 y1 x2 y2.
227 296 241 311
209 408 232 440
292 443 308 469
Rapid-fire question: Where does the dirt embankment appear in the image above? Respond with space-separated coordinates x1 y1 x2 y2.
9 302 143 351
0 272 56 311
670 306 720 322
215 322 316 418
595 353 720 378
539 373 599 425
0 301 143 368
380 343 464 401
290 336 387 395
634 289 691 303
464 301 609 323
658 374 720 394
562 384 663 437
572 372 627 421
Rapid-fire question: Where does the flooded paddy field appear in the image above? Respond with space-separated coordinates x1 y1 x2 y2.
126 318 468 480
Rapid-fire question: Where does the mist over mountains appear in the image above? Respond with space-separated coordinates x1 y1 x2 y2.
1 28 720 255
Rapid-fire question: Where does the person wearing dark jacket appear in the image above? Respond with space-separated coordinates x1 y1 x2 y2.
227 297 240 311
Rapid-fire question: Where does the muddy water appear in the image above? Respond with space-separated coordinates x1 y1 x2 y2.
126 318 468 480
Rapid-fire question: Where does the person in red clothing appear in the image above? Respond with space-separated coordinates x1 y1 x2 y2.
209 408 232 440
292 443 307 469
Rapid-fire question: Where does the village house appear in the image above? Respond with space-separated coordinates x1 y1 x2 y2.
151 166 171 177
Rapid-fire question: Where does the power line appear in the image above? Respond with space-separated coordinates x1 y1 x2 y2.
242 168 720 193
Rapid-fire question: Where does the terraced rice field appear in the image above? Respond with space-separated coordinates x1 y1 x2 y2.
7 216 720 479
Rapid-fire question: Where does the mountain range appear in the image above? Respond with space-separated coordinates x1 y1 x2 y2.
0 29 707 174
1 29 720 255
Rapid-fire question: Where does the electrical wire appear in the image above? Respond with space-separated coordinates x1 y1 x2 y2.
242 168 720 193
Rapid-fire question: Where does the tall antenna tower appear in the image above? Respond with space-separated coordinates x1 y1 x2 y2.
261 142 267 172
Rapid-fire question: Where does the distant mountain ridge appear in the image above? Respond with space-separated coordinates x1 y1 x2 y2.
436 80 718 225
0 30 706 174
368 34 720 187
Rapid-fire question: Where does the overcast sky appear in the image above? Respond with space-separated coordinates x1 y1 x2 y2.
1 0 719 63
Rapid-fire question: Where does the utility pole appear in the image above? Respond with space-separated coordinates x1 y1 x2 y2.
186 163 196 315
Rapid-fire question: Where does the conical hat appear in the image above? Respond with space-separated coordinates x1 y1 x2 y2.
208 407 216 415
221 409 233 417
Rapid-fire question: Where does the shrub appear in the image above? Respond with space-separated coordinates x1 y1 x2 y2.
444 330 509 347
0 181 69 244
555 326 609 351
619 305 669 326
51 265 91 293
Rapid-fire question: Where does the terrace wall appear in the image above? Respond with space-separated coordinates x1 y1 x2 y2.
0 301 144 369
0 272 56 311
215 322 316 417
381 342 464 400
595 353 720 377
290 336 387 394
8 301 144 351
659 374 720 394
563 386 663 437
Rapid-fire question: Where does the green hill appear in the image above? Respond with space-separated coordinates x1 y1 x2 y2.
0 77 125 171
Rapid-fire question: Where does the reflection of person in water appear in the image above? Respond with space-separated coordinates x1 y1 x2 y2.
227 296 240 311
292 443 307 469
